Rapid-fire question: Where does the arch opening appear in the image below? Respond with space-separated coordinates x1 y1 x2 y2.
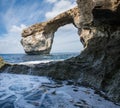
50 24 83 54
21 7 82 55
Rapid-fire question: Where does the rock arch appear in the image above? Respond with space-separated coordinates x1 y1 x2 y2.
21 0 120 55
21 7 80 54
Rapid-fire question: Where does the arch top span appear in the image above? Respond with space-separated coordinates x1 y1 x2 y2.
21 7 80 54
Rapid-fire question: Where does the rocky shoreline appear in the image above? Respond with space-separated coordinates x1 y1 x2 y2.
0 54 120 104
0 0 120 105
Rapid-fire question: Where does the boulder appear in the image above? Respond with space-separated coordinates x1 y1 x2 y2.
0 57 5 69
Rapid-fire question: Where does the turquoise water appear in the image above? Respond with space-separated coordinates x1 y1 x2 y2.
0 53 79 63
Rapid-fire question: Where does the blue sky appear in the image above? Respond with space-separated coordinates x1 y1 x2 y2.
0 0 83 54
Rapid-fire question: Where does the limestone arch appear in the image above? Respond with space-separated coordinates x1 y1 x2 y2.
21 7 81 54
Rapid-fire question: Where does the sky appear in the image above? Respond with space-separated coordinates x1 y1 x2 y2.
0 0 83 54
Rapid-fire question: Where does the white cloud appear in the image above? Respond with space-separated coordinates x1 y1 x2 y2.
59 24 76 31
45 0 82 53
51 24 83 53
1 1 42 31
10 24 27 33
0 0 82 54
45 0 77 19
45 0 83 53
46 0 57 3
0 24 27 54
0 1 42 54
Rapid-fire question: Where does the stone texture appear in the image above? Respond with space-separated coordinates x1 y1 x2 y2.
21 7 80 54
77 0 120 26
3 0 119 103
0 57 5 69
21 0 120 55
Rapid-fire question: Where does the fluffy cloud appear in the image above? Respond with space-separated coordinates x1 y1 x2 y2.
45 0 76 19
0 24 27 54
51 24 83 53
10 24 27 33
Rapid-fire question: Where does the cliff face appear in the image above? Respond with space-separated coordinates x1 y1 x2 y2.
77 0 120 26
16 0 120 103
21 7 80 54
76 0 120 102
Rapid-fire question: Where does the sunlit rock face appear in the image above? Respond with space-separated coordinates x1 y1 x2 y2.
18 0 120 103
0 57 5 69
21 7 80 55
21 31 54 54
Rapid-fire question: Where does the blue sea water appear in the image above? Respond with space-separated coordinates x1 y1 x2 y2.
0 52 79 63
0 53 120 108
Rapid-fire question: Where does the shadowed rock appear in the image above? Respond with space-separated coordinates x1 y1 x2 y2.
2 0 120 103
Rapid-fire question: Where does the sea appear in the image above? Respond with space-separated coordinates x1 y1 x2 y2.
0 52 79 64
0 52 120 108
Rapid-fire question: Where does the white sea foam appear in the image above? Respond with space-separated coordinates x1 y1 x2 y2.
16 59 64 65
0 73 50 100
0 73 119 108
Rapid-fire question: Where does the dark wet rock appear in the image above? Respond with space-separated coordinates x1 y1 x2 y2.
66 80 74 85
1 0 120 104
73 89 79 92
51 90 56 95
74 101 90 108
41 83 63 88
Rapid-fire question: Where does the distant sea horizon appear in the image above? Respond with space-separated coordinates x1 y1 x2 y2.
0 52 80 63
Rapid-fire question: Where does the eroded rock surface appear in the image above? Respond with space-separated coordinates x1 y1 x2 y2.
77 0 120 26
0 57 5 69
21 7 80 54
5 0 120 103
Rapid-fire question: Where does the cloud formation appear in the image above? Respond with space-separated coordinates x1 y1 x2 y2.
51 24 83 53
45 0 76 19
0 24 27 54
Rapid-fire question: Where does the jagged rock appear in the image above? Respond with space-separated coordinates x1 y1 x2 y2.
75 0 120 103
21 7 80 54
0 57 5 69
77 0 120 26
21 0 120 55
3 0 119 103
